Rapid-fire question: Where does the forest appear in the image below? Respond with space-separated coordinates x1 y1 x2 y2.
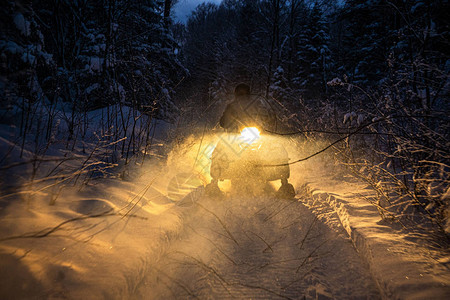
0 0 449 298
2 0 448 234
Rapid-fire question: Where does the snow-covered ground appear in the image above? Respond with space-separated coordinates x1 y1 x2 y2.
134 193 379 299
300 169 450 299
0 108 449 299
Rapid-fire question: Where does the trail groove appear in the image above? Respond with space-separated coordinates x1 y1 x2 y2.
136 195 380 299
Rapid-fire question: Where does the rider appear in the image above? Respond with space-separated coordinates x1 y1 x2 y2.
219 83 275 132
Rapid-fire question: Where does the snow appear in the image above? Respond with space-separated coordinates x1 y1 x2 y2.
0 40 23 55
86 33 95 42
21 52 36 65
299 165 450 299
13 13 30 37
137 191 379 299
89 57 103 72
343 111 357 124
327 77 343 86
0 112 449 298
111 23 119 32
85 83 100 94
411 2 425 13
0 178 181 298
0 41 52 65
0 104 179 298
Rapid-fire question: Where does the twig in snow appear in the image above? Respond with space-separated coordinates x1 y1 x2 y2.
196 202 239 247
186 224 238 266
172 251 234 297
0 157 81 171
295 216 318 250
264 199 298 222
152 266 199 299
247 230 274 253
295 238 330 273
0 209 115 242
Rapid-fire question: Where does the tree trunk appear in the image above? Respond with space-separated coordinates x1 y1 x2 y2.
164 0 172 29
266 0 281 97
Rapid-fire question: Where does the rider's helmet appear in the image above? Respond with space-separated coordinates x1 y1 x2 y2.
234 83 251 97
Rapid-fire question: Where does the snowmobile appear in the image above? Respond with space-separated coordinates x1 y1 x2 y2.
205 127 295 199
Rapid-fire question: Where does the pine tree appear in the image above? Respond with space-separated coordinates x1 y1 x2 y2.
109 0 186 120
389 0 450 111
294 4 331 98
0 1 54 126
2 0 187 122
340 0 395 85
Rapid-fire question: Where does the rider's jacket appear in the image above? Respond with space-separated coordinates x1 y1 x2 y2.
219 95 276 132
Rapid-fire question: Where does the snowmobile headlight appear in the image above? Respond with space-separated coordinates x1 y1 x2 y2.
240 127 260 144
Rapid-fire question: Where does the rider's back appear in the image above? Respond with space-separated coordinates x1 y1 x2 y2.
220 94 275 132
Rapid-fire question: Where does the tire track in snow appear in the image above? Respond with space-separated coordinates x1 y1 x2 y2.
136 194 380 299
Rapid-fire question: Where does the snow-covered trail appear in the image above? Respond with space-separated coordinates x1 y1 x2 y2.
135 194 380 299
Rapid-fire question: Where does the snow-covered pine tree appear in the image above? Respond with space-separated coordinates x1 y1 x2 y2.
339 0 395 85
108 0 186 121
389 0 449 112
182 2 233 110
293 3 331 99
9 0 187 123
0 1 54 147
236 0 267 88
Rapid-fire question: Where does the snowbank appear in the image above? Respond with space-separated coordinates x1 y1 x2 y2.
0 176 182 299
0 104 182 299
301 168 450 299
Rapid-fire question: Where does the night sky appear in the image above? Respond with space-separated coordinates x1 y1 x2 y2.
173 0 222 23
